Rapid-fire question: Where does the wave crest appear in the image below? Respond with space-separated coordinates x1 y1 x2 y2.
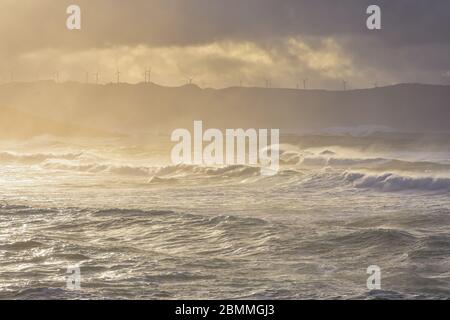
0 151 82 164
344 171 450 192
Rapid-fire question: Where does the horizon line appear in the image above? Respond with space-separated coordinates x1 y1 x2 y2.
1 80 449 92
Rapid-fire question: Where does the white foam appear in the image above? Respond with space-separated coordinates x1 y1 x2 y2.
344 171 450 192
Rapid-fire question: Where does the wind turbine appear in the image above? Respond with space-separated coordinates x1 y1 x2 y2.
441 72 449 85
343 80 347 91
116 70 121 84
145 67 152 83
93 72 100 84
303 78 308 90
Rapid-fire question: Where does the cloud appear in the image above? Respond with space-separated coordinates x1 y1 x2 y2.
6 37 388 89
0 0 449 88
2 0 449 49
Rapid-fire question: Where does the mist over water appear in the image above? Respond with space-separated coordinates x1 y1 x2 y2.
1 132 449 299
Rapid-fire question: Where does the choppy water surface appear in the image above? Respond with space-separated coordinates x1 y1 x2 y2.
0 135 449 299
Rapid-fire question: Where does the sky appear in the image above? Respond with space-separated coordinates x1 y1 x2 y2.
1 0 449 89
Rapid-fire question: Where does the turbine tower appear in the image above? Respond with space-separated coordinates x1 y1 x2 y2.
116 70 121 84
93 72 100 84
343 80 347 91
303 78 308 90
145 67 152 84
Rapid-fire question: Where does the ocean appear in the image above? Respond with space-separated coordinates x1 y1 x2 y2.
0 132 449 299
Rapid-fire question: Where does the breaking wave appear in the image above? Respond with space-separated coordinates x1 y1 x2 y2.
344 171 450 192
293 154 450 172
41 161 266 181
152 164 262 178
42 161 152 176
0 151 82 164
